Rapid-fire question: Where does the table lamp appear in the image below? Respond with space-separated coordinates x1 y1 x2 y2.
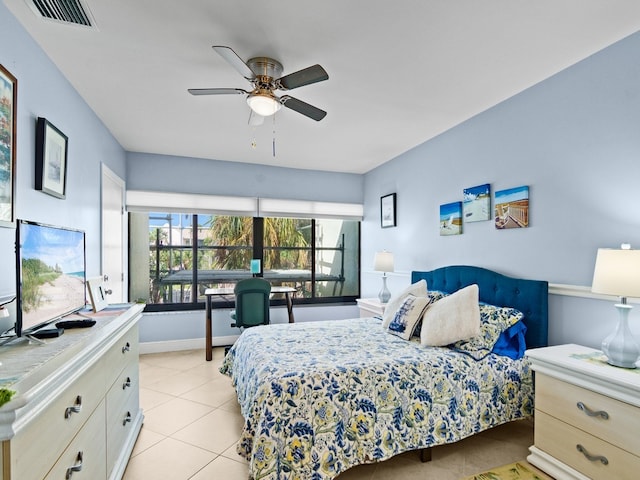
591 246 640 368
374 251 394 303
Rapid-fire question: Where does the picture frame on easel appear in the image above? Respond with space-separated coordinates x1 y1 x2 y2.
87 277 109 312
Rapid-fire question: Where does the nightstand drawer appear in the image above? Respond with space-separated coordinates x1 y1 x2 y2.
536 410 639 480
536 373 640 456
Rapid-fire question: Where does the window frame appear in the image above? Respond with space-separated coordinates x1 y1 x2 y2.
136 215 361 312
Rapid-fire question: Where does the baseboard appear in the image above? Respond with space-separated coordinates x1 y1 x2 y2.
139 335 240 354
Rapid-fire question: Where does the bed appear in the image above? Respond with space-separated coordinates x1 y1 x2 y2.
220 265 548 480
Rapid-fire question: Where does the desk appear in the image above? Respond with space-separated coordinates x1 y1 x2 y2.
204 285 297 361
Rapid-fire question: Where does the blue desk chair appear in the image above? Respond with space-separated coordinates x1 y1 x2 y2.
230 278 272 329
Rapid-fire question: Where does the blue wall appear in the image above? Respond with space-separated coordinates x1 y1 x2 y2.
127 152 363 203
0 2 126 314
361 31 640 349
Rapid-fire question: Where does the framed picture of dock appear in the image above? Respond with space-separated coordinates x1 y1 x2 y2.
463 183 491 222
495 186 529 229
440 201 462 236
0 64 17 227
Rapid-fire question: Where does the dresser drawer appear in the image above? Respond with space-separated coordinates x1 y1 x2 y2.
11 359 106 480
106 363 139 474
535 373 640 456
44 399 107 480
103 325 139 380
535 410 639 480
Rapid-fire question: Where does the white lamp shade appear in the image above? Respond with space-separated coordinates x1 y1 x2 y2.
247 93 281 116
374 251 394 273
592 248 640 298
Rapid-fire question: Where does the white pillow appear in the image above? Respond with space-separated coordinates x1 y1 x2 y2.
381 279 428 329
420 284 480 346
387 295 432 340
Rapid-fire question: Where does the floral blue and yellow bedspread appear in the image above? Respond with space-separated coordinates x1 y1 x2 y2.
219 318 533 480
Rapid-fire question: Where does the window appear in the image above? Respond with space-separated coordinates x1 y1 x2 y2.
129 212 360 310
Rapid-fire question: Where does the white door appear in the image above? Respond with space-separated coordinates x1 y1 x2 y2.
101 164 126 303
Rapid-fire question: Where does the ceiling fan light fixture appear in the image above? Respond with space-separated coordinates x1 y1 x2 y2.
247 92 281 117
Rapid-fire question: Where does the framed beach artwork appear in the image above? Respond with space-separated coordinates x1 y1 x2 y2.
380 193 396 228
439 201 462 236
35 117 69 199
463 183 491 222
0 64 17 227
495 186 529 229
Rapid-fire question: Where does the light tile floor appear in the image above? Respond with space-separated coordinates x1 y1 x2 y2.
124 348 544 480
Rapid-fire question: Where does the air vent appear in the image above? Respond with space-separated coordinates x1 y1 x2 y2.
27 0 96 28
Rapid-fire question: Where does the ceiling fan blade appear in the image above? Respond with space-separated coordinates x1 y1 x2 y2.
248 110 265 126
277 65 328 90
280 95 327 121
212 46 255 81
188 88 247 96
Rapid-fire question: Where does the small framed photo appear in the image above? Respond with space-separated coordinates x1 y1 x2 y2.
380 193 396 228
495 186 529 229
440 201 462 236
87 276 109 312
35 117 68 199
463 183 491 222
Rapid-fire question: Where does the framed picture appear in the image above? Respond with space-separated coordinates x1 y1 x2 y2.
495 186 529 229
380 193 396 228
440 201 462 236
35 117 68 199
87 276 109 312
463 183 491 222
0 64 17 227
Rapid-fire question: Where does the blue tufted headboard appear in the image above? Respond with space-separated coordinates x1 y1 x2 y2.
411 265 549 349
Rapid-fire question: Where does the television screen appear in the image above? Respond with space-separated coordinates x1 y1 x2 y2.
16 220 86 336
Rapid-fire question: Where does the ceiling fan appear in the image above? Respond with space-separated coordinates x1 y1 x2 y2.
188 46 329 123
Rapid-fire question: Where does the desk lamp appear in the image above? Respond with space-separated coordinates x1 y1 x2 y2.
591 245 640 368
374 251 394 303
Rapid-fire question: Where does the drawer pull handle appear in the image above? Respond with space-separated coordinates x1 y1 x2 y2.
123 376 132 389
577 401 609 419
65 451 83 479
576 444 608 465
123 411 132 426
122 342 131 354
65 395 83 419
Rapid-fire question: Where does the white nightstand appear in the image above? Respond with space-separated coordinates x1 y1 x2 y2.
526 344 640 480
356 298 387 318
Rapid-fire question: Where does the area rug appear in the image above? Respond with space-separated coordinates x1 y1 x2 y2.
463 461 552 480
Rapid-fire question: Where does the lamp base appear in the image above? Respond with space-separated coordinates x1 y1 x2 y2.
602 304 640 369
378 275 391 304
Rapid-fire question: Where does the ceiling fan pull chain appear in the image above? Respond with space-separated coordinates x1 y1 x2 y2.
272 115 277 157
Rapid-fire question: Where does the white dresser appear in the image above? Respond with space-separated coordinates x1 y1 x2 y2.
0 304 144 480
526 344 640 480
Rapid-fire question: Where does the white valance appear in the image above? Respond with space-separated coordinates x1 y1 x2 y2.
126 190 258 216
126 190 363 220
258 198 363 220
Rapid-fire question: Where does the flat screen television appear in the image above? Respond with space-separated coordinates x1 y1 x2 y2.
15 220 86 336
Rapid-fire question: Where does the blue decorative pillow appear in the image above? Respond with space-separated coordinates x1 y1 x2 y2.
492 320 528 359
387 294 432 341
450 303 524 360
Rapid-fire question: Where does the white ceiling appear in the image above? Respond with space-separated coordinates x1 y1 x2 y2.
5 0 640 174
